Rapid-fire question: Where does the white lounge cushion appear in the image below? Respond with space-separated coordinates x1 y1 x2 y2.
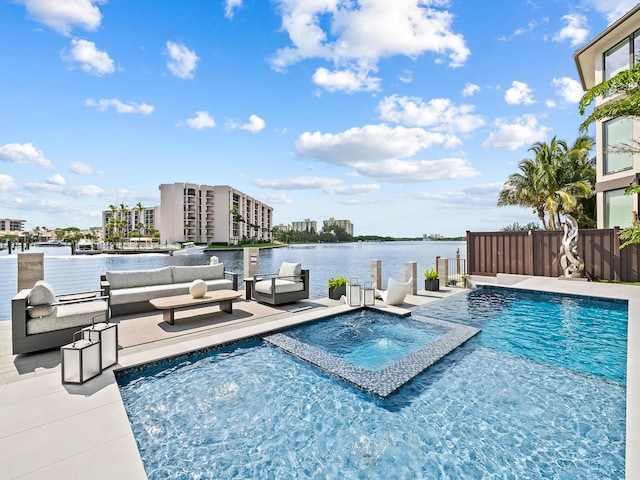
172 264 224 283
278 262 302 280
27 301 108 335
378 277 411 305
254 278 304 295
109 279 233 305
27 281 56 318
106 267 173 289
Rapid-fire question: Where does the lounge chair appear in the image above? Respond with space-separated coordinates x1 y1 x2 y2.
12 280 109 354
376 277 412 305
252 262 309 305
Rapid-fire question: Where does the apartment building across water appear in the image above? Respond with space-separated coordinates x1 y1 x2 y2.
159 183 273 245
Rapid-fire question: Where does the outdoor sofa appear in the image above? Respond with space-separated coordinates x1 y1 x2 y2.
12 280 109 355
252 262 309 306
101 264 239 316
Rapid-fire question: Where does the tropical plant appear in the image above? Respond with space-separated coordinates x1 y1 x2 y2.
619 185 640 248
424 268 439 280
328 275 348 289
579 63 640 131
498 135 595 230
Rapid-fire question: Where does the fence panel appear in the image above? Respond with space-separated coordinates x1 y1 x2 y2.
467 228 639 282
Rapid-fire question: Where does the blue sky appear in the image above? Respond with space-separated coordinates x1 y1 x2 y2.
0 0 635 237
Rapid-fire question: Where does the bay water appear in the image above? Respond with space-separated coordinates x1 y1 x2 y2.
0 241 466 321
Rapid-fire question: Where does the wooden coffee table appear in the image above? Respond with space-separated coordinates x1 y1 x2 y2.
150 290 243 325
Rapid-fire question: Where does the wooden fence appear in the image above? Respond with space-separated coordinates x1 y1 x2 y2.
467 228 640 282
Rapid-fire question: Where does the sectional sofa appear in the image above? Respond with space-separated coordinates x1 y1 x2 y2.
101 264 239 316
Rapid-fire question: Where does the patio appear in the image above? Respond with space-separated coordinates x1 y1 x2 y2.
0 279 638 479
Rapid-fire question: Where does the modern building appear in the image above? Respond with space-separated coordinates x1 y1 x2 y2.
574 4 640 229
158 183 273 245
0 218 26 235
103 206 159 241
322 217 354 236
292 218 317 233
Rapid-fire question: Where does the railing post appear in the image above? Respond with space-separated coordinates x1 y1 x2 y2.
371 259 381 289
17 252 44 292
405 261 417 295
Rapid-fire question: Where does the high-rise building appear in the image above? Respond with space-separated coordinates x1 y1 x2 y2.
322 217 354 236
574 5 640 228
292 218 317 233
158 183 273 244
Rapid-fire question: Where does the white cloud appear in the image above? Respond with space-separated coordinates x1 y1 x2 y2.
377 95 484 133
312 67 381 93
85 98 154 114
254 176 380 194
261 192 293 204
0 174 18 191
551 77 583 103
19 0 104 36
0 142 52 167
166 41 199 79
398 70 413 83
462 83 480 97
295 124 479 182
64 38 114 76
240 115 266 133
270 0 469 90
225 0 242 19
483 114 550 150
184 111 216 130
69 161 103 175
582 0 638 23
47 174 66 185
504 81 535 105
553 14 588 47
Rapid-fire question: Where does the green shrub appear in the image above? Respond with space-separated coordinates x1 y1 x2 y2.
424 268 439 280
328 275 348 289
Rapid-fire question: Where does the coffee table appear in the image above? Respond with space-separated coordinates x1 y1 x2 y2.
149 290 243 325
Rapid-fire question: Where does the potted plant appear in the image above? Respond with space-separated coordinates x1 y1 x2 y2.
328 275 348 300
424 268 439 291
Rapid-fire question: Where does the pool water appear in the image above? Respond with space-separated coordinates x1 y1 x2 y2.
283 310 448 372
116 287 627 479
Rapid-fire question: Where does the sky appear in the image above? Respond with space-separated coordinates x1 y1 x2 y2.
0 0 636 237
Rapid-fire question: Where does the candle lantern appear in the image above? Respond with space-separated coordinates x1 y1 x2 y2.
61 331 101 384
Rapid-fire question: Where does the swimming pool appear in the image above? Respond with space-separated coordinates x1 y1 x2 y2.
116 287 627 479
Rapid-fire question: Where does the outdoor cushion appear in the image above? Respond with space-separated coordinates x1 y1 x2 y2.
106 266 173 289
278 262 302 280
254 278 304 295
27 281 56 318
172 264 224 283
27 301 108 335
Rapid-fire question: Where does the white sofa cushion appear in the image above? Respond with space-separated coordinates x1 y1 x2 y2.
27 281 56 318
27 301 108 335
278 262 302 280
109 279 233 305
255 278 304 295
172 264 224 283
106 266 173 289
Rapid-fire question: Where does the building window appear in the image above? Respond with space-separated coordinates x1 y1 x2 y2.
605 188 634 228
604 117 633 174
605 38 630 81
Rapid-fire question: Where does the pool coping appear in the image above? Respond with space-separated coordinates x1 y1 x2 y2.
0 279 638 479
264 314 480 397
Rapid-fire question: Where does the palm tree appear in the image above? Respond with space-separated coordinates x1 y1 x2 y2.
498 136 594 230
135 201 145 237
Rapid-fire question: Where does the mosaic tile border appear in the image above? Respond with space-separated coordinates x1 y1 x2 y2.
264 315 480 398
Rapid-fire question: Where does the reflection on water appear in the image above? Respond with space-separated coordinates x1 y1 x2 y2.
0 241 465 321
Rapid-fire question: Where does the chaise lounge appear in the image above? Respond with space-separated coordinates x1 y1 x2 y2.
12 280 109 355
376 277 412 305
252 262 309 306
